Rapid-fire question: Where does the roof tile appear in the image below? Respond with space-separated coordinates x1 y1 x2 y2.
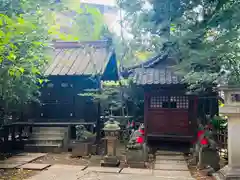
44 43 110 76
133 68 180 85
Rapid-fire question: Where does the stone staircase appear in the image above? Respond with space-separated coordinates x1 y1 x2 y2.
153 150 195 180
24 127 68 153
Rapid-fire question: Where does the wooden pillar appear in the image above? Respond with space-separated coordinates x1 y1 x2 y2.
3 126 9 142
193 96 198 135
11 125 15 142
144 92 149 143
19 125 23 141
96 102 101 147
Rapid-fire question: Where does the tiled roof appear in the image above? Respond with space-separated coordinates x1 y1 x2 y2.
123 46 184 85
132 68 180 85
44 41 111 76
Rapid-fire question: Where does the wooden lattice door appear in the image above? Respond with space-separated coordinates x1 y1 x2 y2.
147 95 191 136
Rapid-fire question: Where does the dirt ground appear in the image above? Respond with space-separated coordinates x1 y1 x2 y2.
185 155 215 180
0 169 37 180
0 154 108 180
0 143 127 180
0 143 221 180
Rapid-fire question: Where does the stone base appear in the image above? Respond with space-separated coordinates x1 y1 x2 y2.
128 161 146 168
91 144 97 155
71 142 91 157
215 165 240 180
126 148 148 162
198 147 220 171
100 156 120 167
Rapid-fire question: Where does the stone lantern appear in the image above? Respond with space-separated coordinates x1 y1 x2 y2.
100 118 120 167
217 85 240 180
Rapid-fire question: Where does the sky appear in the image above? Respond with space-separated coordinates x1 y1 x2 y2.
80 0 116 6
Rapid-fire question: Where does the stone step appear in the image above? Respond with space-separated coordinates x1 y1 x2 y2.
24 143 62 153
31 132 65 137
154 162 189 171
25 143 62 147
155 159 187 165
32 127 67 133
29 137 64 141
155 155 185 161
30 135 65 140
153 169 193 179
33 127 66 130
27 139 64 146
25 127 67 153
155 151 184 156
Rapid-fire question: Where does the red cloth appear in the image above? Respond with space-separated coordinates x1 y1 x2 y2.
197 130 205 138
200 138 208 145
196 130 209 145
136 136 144 144
139 129 144 135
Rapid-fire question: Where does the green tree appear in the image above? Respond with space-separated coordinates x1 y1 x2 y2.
0 0 56 115
0 0 105 118
171 0 240 90
118 0 240 90
52 1 105 41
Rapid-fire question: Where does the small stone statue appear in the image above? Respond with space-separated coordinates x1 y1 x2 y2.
196 124 220 171
75 125 95 141
125 124 148 168
127 125 144 150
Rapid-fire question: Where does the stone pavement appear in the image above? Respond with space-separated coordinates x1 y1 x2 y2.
24 164 195 180
153 151 194 179
0 153 46 169
25 151 195 180
21 150 195 180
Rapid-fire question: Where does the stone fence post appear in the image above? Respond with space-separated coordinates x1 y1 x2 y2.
217 86 240 180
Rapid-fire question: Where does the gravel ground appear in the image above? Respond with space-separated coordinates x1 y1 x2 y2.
0 169 37 180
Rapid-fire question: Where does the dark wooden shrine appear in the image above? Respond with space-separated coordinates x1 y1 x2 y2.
29 40 118 123
125 49 218 142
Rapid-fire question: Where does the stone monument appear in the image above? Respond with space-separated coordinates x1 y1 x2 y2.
71 125 96 157
216 85 240 180
126 124 148 168
100 118 120 167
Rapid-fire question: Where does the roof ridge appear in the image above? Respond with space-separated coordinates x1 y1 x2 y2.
53 40 111 49
123 50 169 72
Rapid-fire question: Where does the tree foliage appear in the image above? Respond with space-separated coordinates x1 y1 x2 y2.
0 0 105 116
0 0 55 113
172 0 240 90
118 0 240 90
80 80 129 113
80 79 144 117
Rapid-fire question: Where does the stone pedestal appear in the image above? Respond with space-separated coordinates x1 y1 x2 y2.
217 86 240 180
101 118 121 167
100 156 120 167
107 138 116 156
101 137 120 167
126 149 146 168
218 113 240 180
198 147 220 170
71 141 91 157
126 143 148 168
